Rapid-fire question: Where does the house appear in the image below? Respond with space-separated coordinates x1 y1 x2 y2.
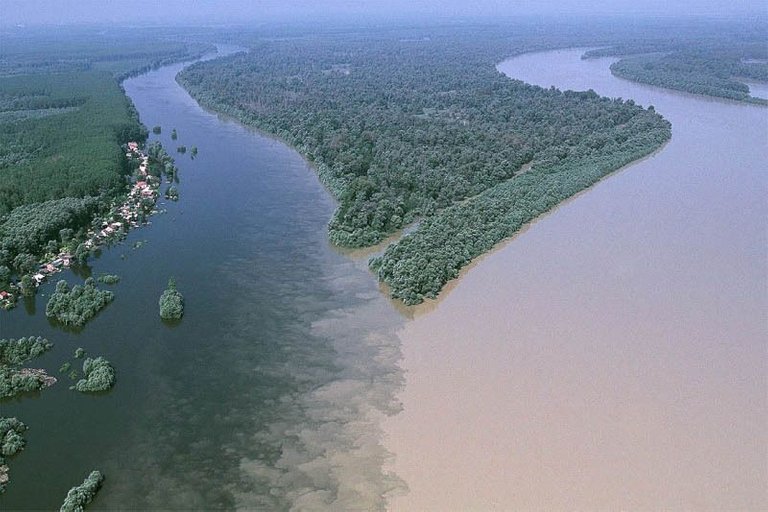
0 291 10 299
33 274 45 284
127 142 139 152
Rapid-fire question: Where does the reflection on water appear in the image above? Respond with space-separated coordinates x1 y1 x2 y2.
384 49 767 511
0 47 404 510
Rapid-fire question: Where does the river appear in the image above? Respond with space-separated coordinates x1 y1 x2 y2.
383 48 767 510
1 46 405 510
1 46 765 511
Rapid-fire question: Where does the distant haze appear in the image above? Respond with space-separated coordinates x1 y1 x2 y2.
2 0 766 26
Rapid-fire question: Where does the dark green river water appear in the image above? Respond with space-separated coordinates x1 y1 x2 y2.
0 46 405 510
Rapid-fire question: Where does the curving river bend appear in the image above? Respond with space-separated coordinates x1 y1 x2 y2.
1 47 765 510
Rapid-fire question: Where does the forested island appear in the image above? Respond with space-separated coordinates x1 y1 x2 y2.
583 39 768 104
59 470 104 512
178 31 671 303
159 278 184 320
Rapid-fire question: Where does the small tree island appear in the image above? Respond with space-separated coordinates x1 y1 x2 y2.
60 470 104 512
45 279 114 327
71 357 116 393
159 278 184 320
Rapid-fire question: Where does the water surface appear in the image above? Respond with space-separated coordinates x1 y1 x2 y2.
384 48 767 511
1 47 404 510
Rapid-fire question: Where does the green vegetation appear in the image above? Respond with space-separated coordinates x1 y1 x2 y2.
0 197 100 274
171 128 178 140
152 125 162 134
165 186 179 201
0 71 145 217
371 124 668 303
45 278 114 327
0 336 54 399
74 347 85 359
0 336 52 365
159 278 184 319
0 416 27 494
146 141 178 179
584 41 767 104
0 29 207 281
71 357 115 393
59 470 104 512
178 31 670 303
96 274 120 285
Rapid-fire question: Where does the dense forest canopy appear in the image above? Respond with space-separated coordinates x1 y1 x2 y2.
0 29 211 276
178 26 672 302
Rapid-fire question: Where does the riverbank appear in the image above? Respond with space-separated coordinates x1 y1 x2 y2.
1 44 408 510
0 142 165 311
383 48 767 510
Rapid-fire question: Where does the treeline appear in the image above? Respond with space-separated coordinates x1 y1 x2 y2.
178 31 670 302
584 42 768 104
0 197 100 268
0 28 212 77
371 114 669 303
0 71 145 214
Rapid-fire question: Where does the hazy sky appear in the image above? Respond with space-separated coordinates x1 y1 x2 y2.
2 0 766 26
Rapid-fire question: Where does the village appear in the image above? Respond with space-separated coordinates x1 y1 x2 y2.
0 142 162 310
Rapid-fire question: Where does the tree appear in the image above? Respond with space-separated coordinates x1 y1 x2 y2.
20 275 35 297
60 470 104 512
59 228 74 244
71 357 115 392
12 253 37 275
159 277 184 320
0 266 10 290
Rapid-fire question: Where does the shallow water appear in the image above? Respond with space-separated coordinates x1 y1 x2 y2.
0 47 404 510
384 49 767 511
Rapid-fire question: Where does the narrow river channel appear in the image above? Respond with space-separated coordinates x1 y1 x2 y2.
383 48 767 511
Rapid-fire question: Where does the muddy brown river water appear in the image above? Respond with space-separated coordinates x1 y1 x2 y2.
383 48 767 511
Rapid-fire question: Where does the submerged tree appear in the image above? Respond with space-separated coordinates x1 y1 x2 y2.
158 277 184 320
